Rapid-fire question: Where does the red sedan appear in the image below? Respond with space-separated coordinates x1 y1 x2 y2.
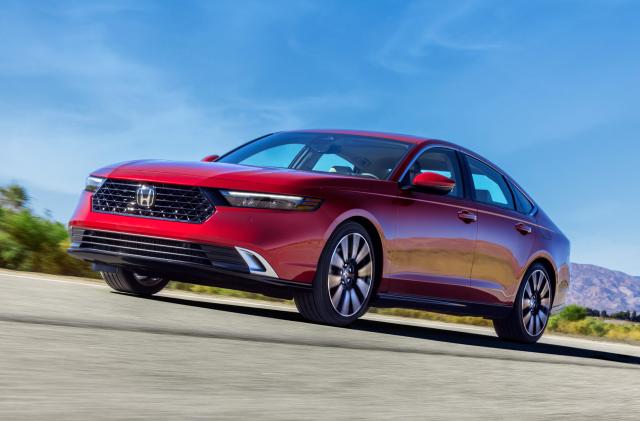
68 130 570 343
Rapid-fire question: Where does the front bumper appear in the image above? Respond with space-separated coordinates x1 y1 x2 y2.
68 228 311 299
69 190 329 283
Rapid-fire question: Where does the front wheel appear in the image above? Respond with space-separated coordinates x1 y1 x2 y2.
493 263 553 343
295 222 377 326
101 268 169 296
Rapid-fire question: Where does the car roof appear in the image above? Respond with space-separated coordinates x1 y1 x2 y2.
284 128 497 157
286 129 439 146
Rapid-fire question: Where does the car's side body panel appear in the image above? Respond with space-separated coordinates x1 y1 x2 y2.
468 203 537 305
383 190 477 302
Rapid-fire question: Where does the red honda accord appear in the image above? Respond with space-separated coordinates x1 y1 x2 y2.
68 130 570 343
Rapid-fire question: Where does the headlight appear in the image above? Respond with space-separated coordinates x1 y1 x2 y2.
85 176 105 192
220 190 321 211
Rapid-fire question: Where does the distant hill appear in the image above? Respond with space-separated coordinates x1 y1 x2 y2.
567 263 640 313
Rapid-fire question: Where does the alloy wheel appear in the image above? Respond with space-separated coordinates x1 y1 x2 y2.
327 233 373 317
522 269 552 336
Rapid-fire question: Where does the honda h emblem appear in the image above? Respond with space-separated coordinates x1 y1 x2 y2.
136 185 156 208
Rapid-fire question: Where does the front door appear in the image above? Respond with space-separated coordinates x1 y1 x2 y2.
387 147 477 302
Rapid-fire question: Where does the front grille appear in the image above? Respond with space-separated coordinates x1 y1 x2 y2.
74 229 248 272
79 230 211 265
92 179 214 223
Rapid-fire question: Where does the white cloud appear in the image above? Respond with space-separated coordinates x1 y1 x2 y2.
373 0 502 74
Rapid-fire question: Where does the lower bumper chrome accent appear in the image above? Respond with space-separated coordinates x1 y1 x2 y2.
235 247 279 278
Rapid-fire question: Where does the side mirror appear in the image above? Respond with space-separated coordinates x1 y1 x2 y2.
201 154 219 162
411 171 455 194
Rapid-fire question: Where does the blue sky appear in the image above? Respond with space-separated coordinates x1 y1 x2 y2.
1 0 639 274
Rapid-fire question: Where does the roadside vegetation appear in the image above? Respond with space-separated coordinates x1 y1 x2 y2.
167 282 289 303
0 184 96 278
365 305 640 342
547 304 640 341
1 183 639 343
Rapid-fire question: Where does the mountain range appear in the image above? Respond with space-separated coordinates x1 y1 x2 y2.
567 263 640 313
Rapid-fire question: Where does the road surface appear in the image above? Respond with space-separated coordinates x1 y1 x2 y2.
1 270 639 420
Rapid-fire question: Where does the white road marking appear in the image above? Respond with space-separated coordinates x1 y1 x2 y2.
0 271 108 288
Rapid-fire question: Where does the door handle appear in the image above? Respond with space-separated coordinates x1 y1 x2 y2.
515 222 532 235
457 210 477 223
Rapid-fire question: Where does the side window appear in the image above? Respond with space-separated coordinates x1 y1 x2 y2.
238 143 304 168
465 155 514 209
313 154 355 174
405 148 463 198
511 182 534 214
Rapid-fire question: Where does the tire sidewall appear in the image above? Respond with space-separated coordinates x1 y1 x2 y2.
102 269 169 296
314 222 377 325
514 263 553 342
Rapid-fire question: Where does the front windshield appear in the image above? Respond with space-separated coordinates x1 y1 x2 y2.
218 132 412 180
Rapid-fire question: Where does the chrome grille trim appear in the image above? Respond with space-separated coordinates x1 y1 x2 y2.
74 229 248 272
79 229 210 266
77 232 200 252
78 240 208 260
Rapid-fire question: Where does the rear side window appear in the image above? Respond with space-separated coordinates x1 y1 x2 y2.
511 183 534 214
465 155 514 210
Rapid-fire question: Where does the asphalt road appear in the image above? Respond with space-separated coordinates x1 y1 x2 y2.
1 270 639 420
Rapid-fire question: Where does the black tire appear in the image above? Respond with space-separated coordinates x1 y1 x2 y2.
101 268 169 296
493 263 553 344
294 222 377 326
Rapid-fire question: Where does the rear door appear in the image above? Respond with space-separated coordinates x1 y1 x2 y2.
462 155 536 306
386 147 477 302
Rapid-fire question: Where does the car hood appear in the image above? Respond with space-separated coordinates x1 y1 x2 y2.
92 160 373 195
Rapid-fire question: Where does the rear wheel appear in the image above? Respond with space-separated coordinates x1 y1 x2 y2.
295 222 376 326
101 268 169 296
493 263 553 343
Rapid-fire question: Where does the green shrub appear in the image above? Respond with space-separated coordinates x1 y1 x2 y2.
557 304 588 321
0 186 96 278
